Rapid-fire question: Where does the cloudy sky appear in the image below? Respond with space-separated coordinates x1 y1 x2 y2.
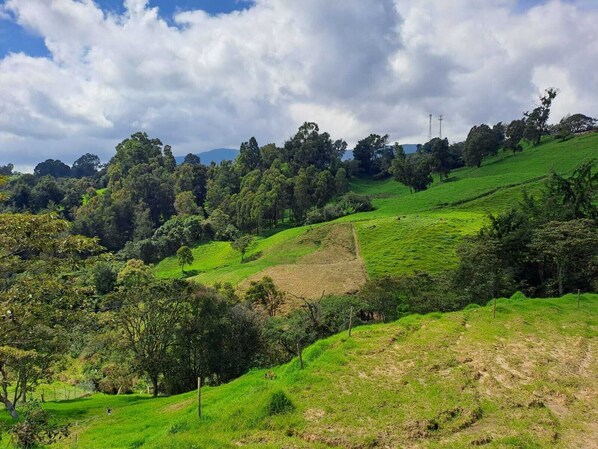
1 0 596 171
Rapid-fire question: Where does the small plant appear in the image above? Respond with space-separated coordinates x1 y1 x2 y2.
7 400 70 449
265 390 295 416
168 422 190 434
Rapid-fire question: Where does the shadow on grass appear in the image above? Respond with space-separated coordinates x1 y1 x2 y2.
259 223 295 238
441 176 460 183
182 270 200 278
242 251 263 263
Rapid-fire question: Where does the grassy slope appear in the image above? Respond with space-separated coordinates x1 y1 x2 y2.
154 134 598 283
4 293 596 448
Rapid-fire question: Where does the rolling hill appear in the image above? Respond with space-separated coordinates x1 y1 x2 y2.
155 133 598 296
6 293 596 448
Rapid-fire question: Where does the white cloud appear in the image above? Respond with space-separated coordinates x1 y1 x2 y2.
0 0 596 171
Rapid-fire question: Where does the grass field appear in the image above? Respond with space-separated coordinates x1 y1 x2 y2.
154 134 598 289
3 293 596 448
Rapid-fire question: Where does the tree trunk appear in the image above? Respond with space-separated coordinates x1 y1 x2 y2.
152 377 159 397
1 396 19 420
557 262 564 296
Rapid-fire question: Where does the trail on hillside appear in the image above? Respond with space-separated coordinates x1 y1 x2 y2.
241 223 368 301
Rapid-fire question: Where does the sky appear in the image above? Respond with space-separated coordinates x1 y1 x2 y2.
0 0 597 172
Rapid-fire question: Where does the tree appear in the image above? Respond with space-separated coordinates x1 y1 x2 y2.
523 87 558 145
71 153 101 178
231 235 254 262
419 138 452 180
530 219 597 296
177 246 194 274
91 261 118 295
454 236 516 303
353 134 389 176
463 124 501 167
33 159 71 178
183 153 201 165
284 122 341 173
113 280 189 396
0 213 102 419
504 119 525 152
116 259 154 288
334 167 349 194
541 160 598 221
390 153 433 192
238 137 261 174
245 277 284 317
555 113 597 141
0 163 14 176
174 191 201 217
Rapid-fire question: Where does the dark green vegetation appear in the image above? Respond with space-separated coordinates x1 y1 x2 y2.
0 90 596 448
1 294 596 448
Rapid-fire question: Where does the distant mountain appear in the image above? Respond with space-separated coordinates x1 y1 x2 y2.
177 144 419 165
175 148 238 165
402 144 419 154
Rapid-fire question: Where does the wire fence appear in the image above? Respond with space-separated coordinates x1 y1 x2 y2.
26 381 95 404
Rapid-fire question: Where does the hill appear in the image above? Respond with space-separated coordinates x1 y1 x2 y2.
155 134 598 295
174 148 238 165
8 293 596 448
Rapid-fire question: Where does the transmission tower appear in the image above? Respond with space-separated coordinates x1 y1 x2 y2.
428 114 432 141
438 115 443 139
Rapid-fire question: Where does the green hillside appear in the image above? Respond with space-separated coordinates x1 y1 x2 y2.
154 134 598 289
5 293 596 448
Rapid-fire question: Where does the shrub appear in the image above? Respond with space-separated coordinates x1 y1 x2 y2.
265 391 295 416
304 193 373 225
7 400 70 449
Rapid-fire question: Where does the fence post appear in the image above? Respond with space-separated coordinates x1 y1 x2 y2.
297 342 304 369
197 377 201 419
493 297 497 319
348 306 354 337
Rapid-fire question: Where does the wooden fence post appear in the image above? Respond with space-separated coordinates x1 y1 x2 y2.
197 377 201 418
348 306 354 337
297 343 304 369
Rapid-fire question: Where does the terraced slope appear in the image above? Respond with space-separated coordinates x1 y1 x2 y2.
6 293 595 449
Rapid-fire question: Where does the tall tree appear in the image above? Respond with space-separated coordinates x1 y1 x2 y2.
238 137 261 174
530 219 597 296
504 119 525 152
353 134 389 176
33 159 71 178
419 138 452 180
113 280 190 396
71 153 101 178
523 87 558 145
390 152 433 192
0 213 102 419
463 124 501 167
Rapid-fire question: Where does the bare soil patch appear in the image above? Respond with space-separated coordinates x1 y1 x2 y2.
242 223 368 300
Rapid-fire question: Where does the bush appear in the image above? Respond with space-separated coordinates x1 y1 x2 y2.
265 391 295 416
304 193 373 225
7 400 70 449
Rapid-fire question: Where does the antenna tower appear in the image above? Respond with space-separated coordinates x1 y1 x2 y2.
438 115 443 139
428 114 432 141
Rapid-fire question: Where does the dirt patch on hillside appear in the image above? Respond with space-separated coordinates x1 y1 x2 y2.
242 223 368 300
